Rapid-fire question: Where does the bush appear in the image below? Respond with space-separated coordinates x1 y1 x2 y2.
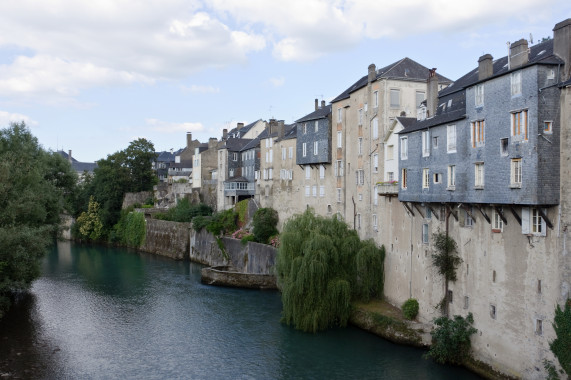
253 208 278 244
241 235 255 245
425 313 478 365
206 209 237 236
550 300 571 377
154 199 212 223
402 298 419 320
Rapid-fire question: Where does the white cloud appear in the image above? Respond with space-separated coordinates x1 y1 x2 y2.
0 110 38 127
268 76 285 87
180 84 221 93
145 118 204 133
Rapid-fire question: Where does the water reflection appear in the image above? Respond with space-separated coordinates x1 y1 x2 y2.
0 243 482 379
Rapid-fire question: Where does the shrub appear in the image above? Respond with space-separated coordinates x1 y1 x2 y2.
402 298 419 320
206 209 237 236
241 235 255 245
253 208 278 244
191 215 210 231
550 300 571 377
425 313 477 365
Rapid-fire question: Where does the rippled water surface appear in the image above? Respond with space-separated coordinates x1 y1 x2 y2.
0 242 482 379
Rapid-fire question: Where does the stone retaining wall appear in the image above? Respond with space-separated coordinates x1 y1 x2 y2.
139 218 190 260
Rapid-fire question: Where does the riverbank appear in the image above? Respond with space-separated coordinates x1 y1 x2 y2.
351 299 518 380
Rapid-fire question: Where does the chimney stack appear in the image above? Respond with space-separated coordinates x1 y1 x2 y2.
315 98 318 111
208 137 217 148
509 39 529 69
478 54 493 80
186 132 192 148
222 128 228 140
321 100 325 108
278 120 285 139
237 122 244 130
427 68 439 118
368 63 376 83
554 18 571 81
68 150 72 164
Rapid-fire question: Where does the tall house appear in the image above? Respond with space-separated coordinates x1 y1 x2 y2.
330 59 451 237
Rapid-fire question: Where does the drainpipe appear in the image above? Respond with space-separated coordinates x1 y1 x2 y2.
409 209 413 299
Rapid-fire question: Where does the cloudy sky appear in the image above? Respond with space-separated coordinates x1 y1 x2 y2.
1 0 569 162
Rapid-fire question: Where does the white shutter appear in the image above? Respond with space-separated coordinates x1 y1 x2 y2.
521 207 530 234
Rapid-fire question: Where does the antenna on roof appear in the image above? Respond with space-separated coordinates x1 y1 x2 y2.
529 33 533 44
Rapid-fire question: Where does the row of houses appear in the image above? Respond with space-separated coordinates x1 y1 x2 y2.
160 19 570 379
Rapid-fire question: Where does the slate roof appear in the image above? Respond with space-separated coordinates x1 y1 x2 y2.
226 176 249 182
279 124 297 141
440 39 562 97
57 150 98 173
331 57 453 103
156 151 175 162
221 138 253 152
170 160 193 169
296 105 332 123
227 119 263 139
399 90 467 133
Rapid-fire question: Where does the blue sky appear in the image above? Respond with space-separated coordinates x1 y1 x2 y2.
1 0 570 162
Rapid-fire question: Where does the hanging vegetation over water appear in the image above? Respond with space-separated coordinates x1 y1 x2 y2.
276 210 385 333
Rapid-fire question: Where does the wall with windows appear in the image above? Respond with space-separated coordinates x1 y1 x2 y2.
296 115 332 165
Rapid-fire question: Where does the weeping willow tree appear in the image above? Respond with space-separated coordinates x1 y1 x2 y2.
277 209 385 333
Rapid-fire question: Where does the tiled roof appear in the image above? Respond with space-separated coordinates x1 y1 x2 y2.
440 39 561 97
331 57 453 103
296 105 332 123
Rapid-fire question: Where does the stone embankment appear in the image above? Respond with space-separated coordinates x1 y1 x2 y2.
138 218 191 260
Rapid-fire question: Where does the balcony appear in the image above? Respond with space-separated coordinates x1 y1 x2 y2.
224 180 255 197
377 182 399 196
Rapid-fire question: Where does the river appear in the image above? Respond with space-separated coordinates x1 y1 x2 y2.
0 241 482 379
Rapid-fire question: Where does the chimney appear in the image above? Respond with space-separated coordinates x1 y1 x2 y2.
368 63 376 83
278 120 285 140
222 128 228 140
509 39 529 69
68 150 72 164
237 122 244 130
186 132 192 148
269 119 277 134
208 137 217 148
427 68 439 118
554 18 571 81
478 54 493 80
321 100 325 108
315 98 318 111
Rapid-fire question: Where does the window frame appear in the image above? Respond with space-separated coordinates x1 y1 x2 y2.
511 109 528 141
400 137 408 160
390 89 400 108
447 125 457 153
422 130 430 157
474 162 484 188
511 71 522 97
510 158 522 188
471 120 485 147
422 168 430 189
475 84 484 107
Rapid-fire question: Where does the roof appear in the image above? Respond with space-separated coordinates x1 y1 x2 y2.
56 150 98 173
440 39 562 97
296 104 332 123
398 91 467 134
221 138 253 152
227 119 262 139
156 151 175 162
331 57 453 103
278 124 297 141
226 175 249 182
170 160 193 169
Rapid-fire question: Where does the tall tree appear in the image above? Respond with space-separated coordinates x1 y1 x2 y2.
0 122 77 318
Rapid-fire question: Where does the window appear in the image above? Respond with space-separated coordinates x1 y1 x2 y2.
538 279 542 294
302 143 307 157
358 193 363 201
305 166 310 179
447 125 456 153
305 185 310 197
522 207 546 236
358 138 363 155
373 91 379 108
501 138 509 156
490 304 497 319
475 163 484 188
386 145 394 160
433 136 438 149
364 103 368 112
229 169 234 177
314 141 318 155
465 207 474 227
475 84 484 107
372 118 379 139
471 120 485 147
232 152 238 161
373 185 378 205
268 168 273 180
433 173 441 184
544 121 553 134
400 137 408 160
269 149 273 163
422 130 430 157
416 91 425 108
314 121 318 132
337 131 342 148
536 319 543 335
303 123 307 134
319 185 325 197
312 185 317 197
335 160 344 177
373 214 378 230
532 209 543 235
422 168 430 189
464 296 470 309
358 108 363 125
373 153 378 172
511 110 528 141
282 147 286 160
356 213 361 229
289 147 293 159
390 89 400 108
492 208 503 232
337 188 342 203
319 165 325 179
422 223 429 244
511 71 522 96
356 169 364 186
387 172 394 182
401 169 407 189
510 158 522 187
448 290 453 304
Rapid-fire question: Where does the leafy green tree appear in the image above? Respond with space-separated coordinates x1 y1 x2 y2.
124 138 158 192
432 231 462 317
277 210 384 333
426 313 478 365
252 207 278 244
0 122 76 318
550 300 571 377
75 196 104 240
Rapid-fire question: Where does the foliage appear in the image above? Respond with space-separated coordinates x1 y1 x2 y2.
354 240 385 302
75 196 104 240
277 210 385 333
112 209 146 247
75 138 157 239
236 199 249 226
426 313 478 365
206 209 237 236
544 360 563 380
232 228 251 239
550 300 571 377
0 122 77 318
253 207 279 244
269 235 280 248
402 298 420 320
431 231 462 316
191 215 210 231
154 199 212 223
241 235 255 245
